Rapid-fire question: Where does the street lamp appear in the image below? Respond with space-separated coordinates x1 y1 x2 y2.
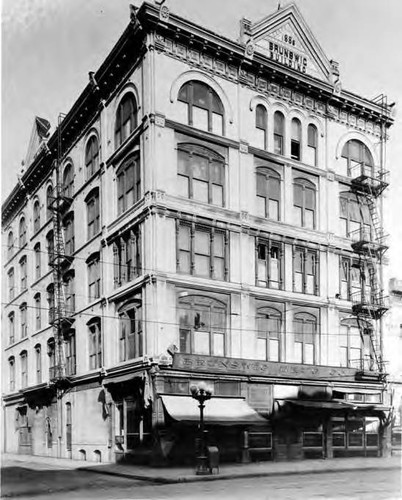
190 381 214 475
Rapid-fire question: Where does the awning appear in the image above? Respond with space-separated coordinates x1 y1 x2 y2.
332 387 383 395
103 372 144 385
283 400 357 410
160 395 267 426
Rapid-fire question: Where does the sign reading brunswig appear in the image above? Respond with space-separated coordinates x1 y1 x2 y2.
257 34 308 74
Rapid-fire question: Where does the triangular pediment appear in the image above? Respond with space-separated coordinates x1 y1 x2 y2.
24 116 51 168
246 3 334 83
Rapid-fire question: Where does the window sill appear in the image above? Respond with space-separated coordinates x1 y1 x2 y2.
4 242 28 268
29 217 53 244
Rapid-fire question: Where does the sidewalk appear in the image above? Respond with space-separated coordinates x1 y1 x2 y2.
3 452 401 485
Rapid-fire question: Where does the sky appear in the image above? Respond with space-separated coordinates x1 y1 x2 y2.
2 0 402 280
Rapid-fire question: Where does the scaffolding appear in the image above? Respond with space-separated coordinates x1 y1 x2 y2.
349 94 390 379
47 113 75 387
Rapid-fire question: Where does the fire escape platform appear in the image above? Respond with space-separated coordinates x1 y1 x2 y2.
350 175 389 197
352 303 389 320
351 239 388 256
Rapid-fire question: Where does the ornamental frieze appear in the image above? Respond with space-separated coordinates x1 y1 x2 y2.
156 35 381 137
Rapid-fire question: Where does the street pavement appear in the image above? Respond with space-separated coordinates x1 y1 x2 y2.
1 453 401 499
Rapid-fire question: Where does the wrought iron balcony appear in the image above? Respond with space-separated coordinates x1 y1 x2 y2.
47 185 73 213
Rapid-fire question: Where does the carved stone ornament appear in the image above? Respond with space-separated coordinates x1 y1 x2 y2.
159 5 169 22
155 114 165 127
245 41 255 58
239 142 249 154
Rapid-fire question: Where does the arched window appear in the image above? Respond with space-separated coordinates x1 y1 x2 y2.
177 143 225 206
34 293 41 331
307 124 318 166
7 231 14 259
63 164 74 198
20 302 27 338
341 139 374 177
291 118 302 160
293 312 317 364
255 104 268 150
115 93 138 148
8 267 15 301
19 255 27 291
46 230 54 267
178 81 224 135
19 217 27 247
256 307 281 361
87 253 101 302
20 350 28 388
339 192 371 239
178 295 226 356
47 338 56 378
35 344 42 384
293 178 316 229
65 330 76 376
274 111 285 155
33 199 41 233
85 135 100 178
116 156 141 214
46 185 53 220
63 213 75 255
8 312 15 344
34 243 41 280
119 301 143 361
86 188 100 239
9 356 15 392
47 283 55 323
88 318 102 370
256 167 281 220
63 271 75 316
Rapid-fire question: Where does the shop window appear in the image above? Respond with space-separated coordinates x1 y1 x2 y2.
20 303 27 338
177 143 225 206
86 189 100 239
339 192 371 240
20 255 27 291
255 104 267 149
63 163 74 198
35 344 42 384
116 156 141 215
115 398 152 451
293 247 318 295
19 217 27 247
34 243 41 280
256 307 282 361
293 178 316 229
33 200 41 233
85 135 100 178
7 231 14 259
34 293 41 331
177 223 227 280
256 167 281 220
8 312 15 344
256 239 283 289
290 118 301 160
113 226 141 288
178 81 224 135
178 295 226 356
273 111 284 155
9 356 15 392
306 124 318 166
118 301 143 361
20 350 28 388
88 318 102 370
292 312 317 364
115 93 138 148
341 139 374 177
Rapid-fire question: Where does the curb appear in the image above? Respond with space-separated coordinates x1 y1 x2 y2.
79 462 402 485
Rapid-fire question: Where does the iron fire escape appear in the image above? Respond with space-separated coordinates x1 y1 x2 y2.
349 95 390 380
47 113 75 386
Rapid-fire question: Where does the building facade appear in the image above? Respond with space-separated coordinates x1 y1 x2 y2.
2 2 394 464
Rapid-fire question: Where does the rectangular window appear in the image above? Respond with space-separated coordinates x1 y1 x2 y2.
65 335 76 376
87 195 100 239
9 314 15 344
36 347 42 384
256 241 282 289
35 245 41 280
21 353 28 388
177 223 227 280
21 305 27 338
113 227 141 288
89 322 102 370
294 247 318 295
20 257 27 291
9 359 15 392
8 269 15 301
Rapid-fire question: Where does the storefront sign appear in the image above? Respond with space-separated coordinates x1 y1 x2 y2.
173 354 357 382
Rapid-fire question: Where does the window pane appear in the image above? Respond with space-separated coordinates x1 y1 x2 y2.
193 179 208 203
212 184 223 206
212 113 223 135
254 129 265 150
274 112 284 135
193 83 208 107
308 125 317 146
269 339 279 361
179 225 191 251
193 106 208 131
305 146 317 166
192 154 208 180
194 255 209 276
256 338 266 360
179 251 191 273
294 184 303 206
306 275 315 294
177 175 189 197
213 333 224 356
294 206 303 226
295 272 303 292
274 135 283 155
195 231 210 254
194 330 210 354
294 342 302 363
214 232 224 257
214 257 225 280
258 260 267 285
294 251 303 272
211 160 224 184
179 329 190 353
268 199 279 221
177 101 189 124
305 344 314 364
256 196 266 217
305 188 315 210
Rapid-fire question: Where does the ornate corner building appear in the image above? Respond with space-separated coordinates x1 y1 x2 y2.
2 2 395 464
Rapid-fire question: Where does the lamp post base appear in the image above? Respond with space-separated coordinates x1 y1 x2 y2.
195 454 211 475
